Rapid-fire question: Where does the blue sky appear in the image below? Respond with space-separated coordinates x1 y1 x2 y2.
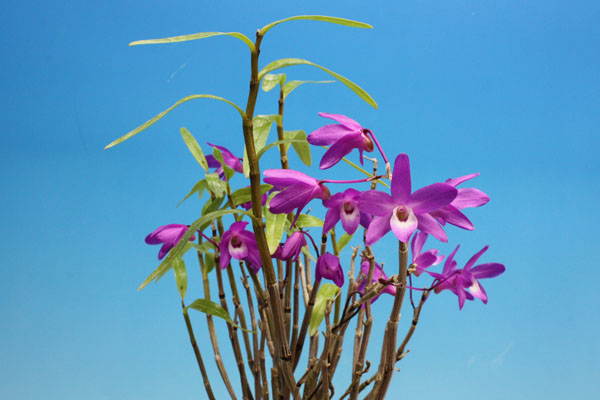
1 1 599 399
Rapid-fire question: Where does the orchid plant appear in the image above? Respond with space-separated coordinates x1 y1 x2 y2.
106 15 505 400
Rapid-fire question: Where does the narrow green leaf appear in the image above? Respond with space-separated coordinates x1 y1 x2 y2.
261 73 286 92
309 284 340 336
284 130 311 166
139 208 255 290
172 257 187 300
203 251 216 275
243 114 281 177
258 58 377 109
283 80 334 98
105 94 245 150
265 194 287 254
201 196 225 220
186 299 255 333
260 15 372 35
230 184 272 207
337 232 354 253
130 32 255 52
295 214 323 229
180 128 208 171
177 179 207 207
256 139 307 159
205 172 227 198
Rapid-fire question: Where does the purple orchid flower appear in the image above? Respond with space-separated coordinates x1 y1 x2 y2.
411 232 444 276
145 224 196 260
322 188 372 235
430 173 491 230
429 245 505 309
272 232 307 261
359 154 458 245
315 252 344 288
357 260 396 302
307 113 375 169
205 142 244 180
219 221 262 273
263 169 330 215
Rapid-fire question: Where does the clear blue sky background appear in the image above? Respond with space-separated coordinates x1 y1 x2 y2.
1 1 599 399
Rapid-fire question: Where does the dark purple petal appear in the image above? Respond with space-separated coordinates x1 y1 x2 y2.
453 188 490 209
416 213 448 243
319 132 364 169
431 206 474 230
464 246 489 270
315 252 344 287
219 239 232 269
471 263 505 279
360 212 372 229
158 243 171 260
207 143 244 173
323 206 341 233
365 215 392 246
391 154 411 204
263 169 317 187
358 191 395 216
205 155 221 169
307 124 354 145
408 183 457 214
317 112 363 130
445 173 480 187
269 184 315 214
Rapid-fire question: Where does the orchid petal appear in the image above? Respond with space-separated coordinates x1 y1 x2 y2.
464 246 489 270
263 169 317 187
432 206 474 230
443 245 461 275
319 132 364 169
471 263 505 279
469 279 488 303
411 231 428 260
453 188 490 209
340 201 361 235
228 236 249 260
269 184 315 214
408 183 457 214
445 173 480 187
219 240 232 269
391 153 411 204
317 112 363 130
307 124 354 145
359 191 395 216
365 215 392 246
323 206 341 233
416 213 448 243
390 206 418 243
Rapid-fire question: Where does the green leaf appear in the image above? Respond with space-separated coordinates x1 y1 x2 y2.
172 257 187 300
177 179 207 207
337 232 354 253
203 251 216 275
256 139 306 159
309 284 340 336
212 147 234 181
201 196 225 221
139 208 255 290
262 73 286 92
284 130 311 166
105 94 245 150
130 31 255 52
186 299 255 333
230 184 272 207
258 58 377 109
243 114 281 177
180 127 208 171
205 172 227 198
265 194 287 254
295 214 323 229
260 15 372 35
283 80 334 98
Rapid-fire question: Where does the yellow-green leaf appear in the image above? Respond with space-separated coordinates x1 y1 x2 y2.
177 179 207 207
186 299 255 333
309 284 340 336
337 232 354 253
265 193 287 254
172 257 187 300
130 32 255 52
260 15 372 35
296 214 323 229
284 130 311 166
283 80 334 98
105 94 245 150
180 127 208 171
258 58 376 109
262 73 286 92
243 114 281 177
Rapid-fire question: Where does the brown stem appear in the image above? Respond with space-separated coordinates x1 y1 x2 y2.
396 289 430 361
292 279 321 370
181 301 216 400
277 85 289 169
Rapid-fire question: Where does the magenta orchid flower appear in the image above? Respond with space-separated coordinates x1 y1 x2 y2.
430 173 490 230
205 142 244 180
411 232 444 276
263 169 330 214
429 245 505 309
315 252 344 287
307 113 374 169
323 188 371 235
359 154 458 245
272 231 307 262
357 260 396 302
145 224 196 260
219 221 261 273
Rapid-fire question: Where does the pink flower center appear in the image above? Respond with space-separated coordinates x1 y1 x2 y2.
343 202 355 214
231 236 242 248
